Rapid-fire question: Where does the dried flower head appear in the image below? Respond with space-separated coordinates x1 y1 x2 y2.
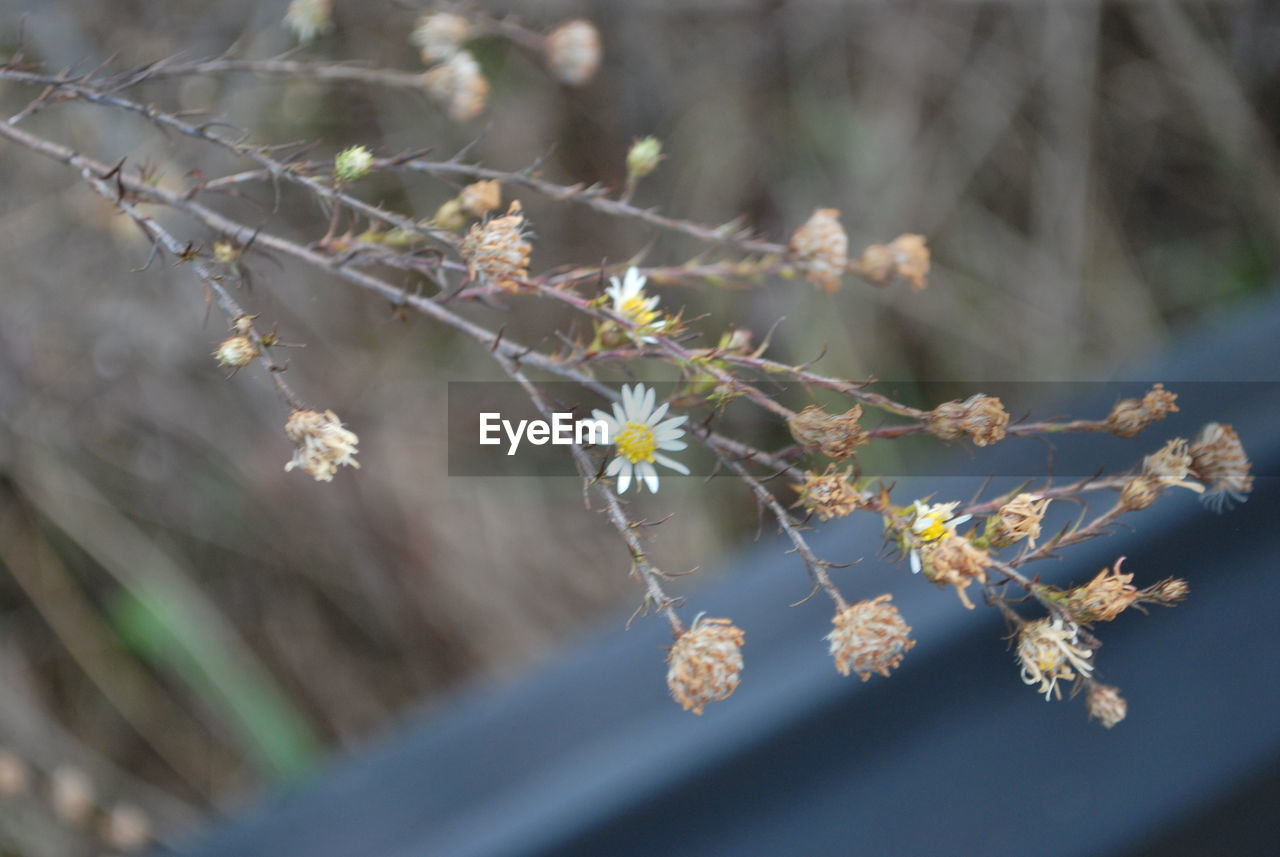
284 0 333 44
987 493 1050 549
214 335 258 369
627 136 664 179
284 409 360 482
789 208 848 294
1086 683 1128 729
898 500 972 576
411 12 472 64
102 803 151 852
0 749 30 798
50 765 95 827
459 180 502 218
422 50 490 122
918 532 990 609
460 201 531 291
855 233 931 289
1106 383 1178 437
793 466 861 521
1143 576 1189 606
1066 560 1138 623
1017 617 1093 700
545 19 602 86
666 616 744 714
788 404 867 459
827 594 915 680
926 394 1009 447
333 145 374 182
1189 423 1253 512
1122 437 1205 509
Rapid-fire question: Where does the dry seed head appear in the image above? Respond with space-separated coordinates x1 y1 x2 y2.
459 180 502 219
1119 475 1161 511
918 534 990 609
214 335 258 369
460 201 532 291
787 404 867 460
926 394 1009 447
1121 438 1205 508
666 617 744 715
1142 577 1189 605
627 137 664 179
1066 560 1138 623
788 208 848 294
1106 383 1178 437
284 0 333 44
1017 617 1094 701
0 749 30 797
422 50 490 122
988 493 1050 549
102 803 151 852
1086 683 1128 729
411 12 472 64
545 19 602 86
827 594 915 680
1189 423 1254 512
284 409 360 482
50 765 95 827
793 466 861 521
855 233 931 289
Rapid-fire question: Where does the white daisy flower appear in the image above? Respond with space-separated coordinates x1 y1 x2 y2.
906 500 972 574
605 267 666 342
592 383 689 493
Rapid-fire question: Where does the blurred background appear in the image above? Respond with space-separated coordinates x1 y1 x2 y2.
0 0 1277 853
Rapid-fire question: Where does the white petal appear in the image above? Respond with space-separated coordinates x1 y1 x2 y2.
657 438 688 452
591 410 619 433
910 550 922 574
657 415 687 431
640 385 656 420
616 461 633 493
952 514 972 527
649 402 670 423
606 456 625 477
639 461 660 493
654 453 689 475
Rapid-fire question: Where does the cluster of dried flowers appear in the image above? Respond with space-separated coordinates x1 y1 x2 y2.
0 6 1256 735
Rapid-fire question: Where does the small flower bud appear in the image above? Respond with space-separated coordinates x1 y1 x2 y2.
50 765 95 827
855 233 931 289
1065 559 1138 623
432 198 467 232
284 409 360 482
718 327 753 355
232 314 255 335
284 0 332 44
1189 422 1253 512
667 617 744 715
214 335 258 369
0 749 30 798
333 145 374 183
1017 617 1093 701
545 19 602 86
460 201 532 291
827 594 915 680
423 50 490 122
1105 383 1178 437
212 239 240 265
102 803 151 852
1086 683 1128 728
925 394 1009 447
459 180 502 219
1119 475 1161 511
626 137 664 179
793 466 861 521
788 208 848 294
918 534 990 609
788 404 867 460
411 12 472 64
986 493 1050 549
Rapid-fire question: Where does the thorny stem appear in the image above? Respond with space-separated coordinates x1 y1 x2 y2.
496 355 686 635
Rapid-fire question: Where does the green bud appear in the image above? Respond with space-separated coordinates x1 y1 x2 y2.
626 136 663 179
334 145 374 182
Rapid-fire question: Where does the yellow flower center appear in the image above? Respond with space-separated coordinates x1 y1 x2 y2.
615 420 657 463
917 516 949 542
621 294 658 327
